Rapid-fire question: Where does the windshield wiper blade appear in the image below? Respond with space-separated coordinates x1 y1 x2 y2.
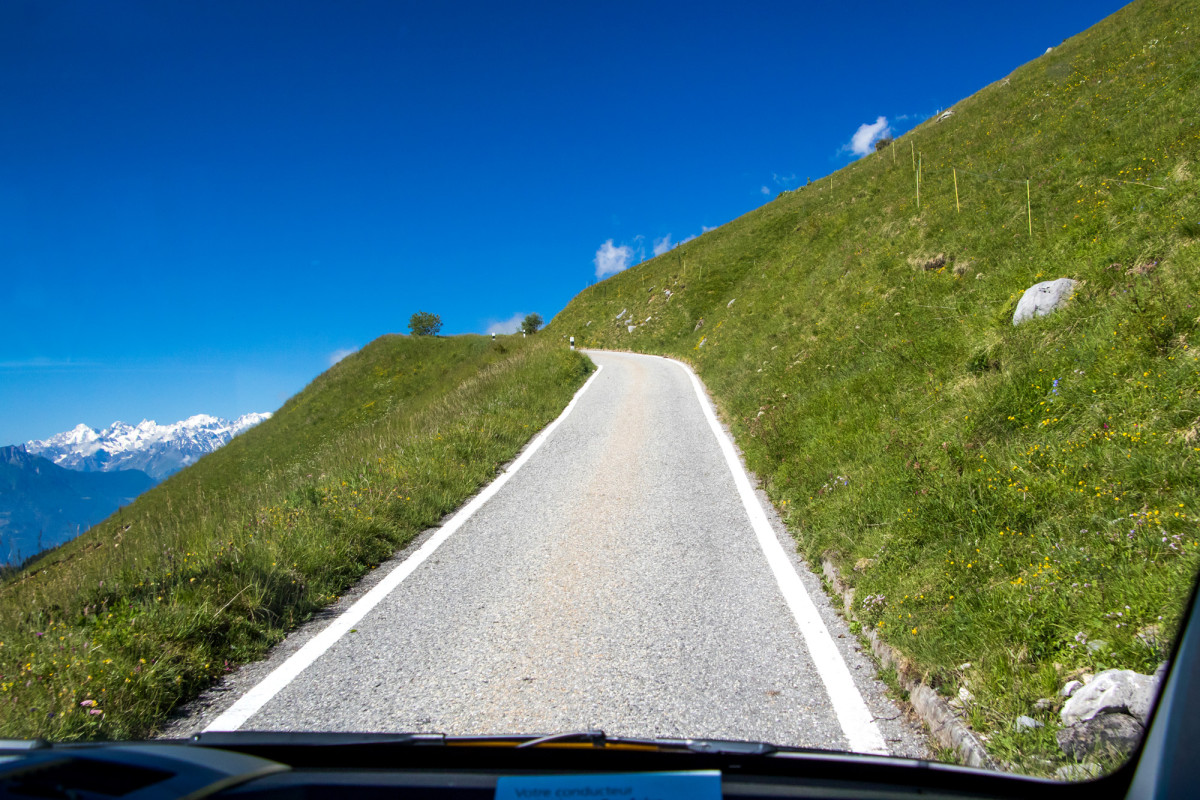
515 729 608 749
457 732 778 756
184 729 783 757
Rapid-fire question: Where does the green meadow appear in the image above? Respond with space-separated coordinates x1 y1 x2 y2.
549 0 1200 772
0 335 591 740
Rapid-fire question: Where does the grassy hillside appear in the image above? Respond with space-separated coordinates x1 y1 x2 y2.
0 334 592 740
550 0 1200 772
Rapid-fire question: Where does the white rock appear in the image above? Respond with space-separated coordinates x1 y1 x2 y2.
1061 669 1155 727
958 686 975 703
1013 278 1078 325
1062 680 1083 698
1055 763 1103 781
1015 715 1043 731
627 325 636 333
616 308 627 320
727 298 736 308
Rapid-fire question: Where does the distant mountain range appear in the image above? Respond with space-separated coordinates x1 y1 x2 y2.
0 445 156 565
25 413 271 481
2 413 270 565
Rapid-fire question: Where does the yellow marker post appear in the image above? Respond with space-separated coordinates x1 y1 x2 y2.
916 156 921 211
953 169 960 212
1026 180 1032 237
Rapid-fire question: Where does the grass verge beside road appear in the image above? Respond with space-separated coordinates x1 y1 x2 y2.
549 0 1200 773
0 334 592 740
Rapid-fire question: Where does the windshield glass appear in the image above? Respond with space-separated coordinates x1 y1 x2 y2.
2 0 1197 783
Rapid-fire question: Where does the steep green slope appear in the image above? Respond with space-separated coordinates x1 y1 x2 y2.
0 334 592 740
550 0 1200 771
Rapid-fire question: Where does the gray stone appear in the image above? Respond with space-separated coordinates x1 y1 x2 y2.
1013 278 1078 325
1056 713 1142 760
1130 676 1159 727
1055 763 1104 781
626 325 636 333
1062 680 1083 698
1015 715 1043 731
1061 669 1155 727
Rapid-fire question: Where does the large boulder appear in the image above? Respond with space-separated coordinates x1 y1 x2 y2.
1056 714 1142 760
1061 669 1156 727
1013 278 1078 325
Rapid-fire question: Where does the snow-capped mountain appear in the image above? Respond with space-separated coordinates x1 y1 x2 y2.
25 413 271 480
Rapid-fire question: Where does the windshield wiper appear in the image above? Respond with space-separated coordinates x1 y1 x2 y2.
515 729 608 748
188 729 779 757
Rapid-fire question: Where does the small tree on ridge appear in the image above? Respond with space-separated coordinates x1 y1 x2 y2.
408 311 443 337
521 313 543 335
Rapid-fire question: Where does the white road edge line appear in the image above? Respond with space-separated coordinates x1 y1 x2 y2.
673 357 889 756
203 363 606 732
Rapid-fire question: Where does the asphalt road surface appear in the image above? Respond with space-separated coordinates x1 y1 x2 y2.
173 351 930 757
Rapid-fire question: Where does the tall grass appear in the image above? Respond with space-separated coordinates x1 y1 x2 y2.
548 0 1200 773
0 334 592 740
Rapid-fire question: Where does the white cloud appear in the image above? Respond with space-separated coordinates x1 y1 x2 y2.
760 186 770 195
594 239 634 279
652 234 674 256
772 172 797 188
677 234 697 246
702 225 718 233
328 348 356 366
845 115 892 158
485 313 525 335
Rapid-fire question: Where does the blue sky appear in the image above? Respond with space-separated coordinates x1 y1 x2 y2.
0 0 1128 444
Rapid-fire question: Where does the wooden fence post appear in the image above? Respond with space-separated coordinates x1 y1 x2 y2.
916 156 921 210
1026 180 1032 237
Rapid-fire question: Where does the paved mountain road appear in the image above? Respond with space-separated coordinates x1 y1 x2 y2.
172 351 930 756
